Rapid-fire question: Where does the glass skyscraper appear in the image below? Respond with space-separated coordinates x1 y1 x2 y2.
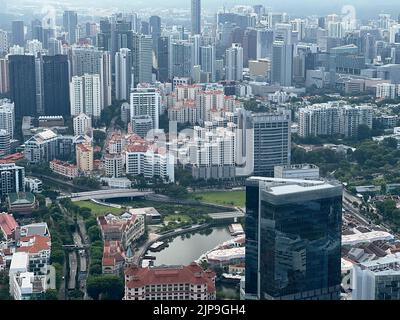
244 177 342 300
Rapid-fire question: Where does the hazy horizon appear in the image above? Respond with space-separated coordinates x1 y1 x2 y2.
1 0 400 19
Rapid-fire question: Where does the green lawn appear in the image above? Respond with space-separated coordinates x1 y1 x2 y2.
74 201 125 216
190 191 245 208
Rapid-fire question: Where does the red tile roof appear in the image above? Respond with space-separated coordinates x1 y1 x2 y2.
17 235 51 254
0 213 18 238
125 262 216 292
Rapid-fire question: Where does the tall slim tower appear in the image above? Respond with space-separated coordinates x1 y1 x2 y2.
244 177 342 300
191 0 201 35
63 11 78 45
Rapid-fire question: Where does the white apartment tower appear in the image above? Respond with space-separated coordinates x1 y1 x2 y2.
130 87 160 132
70 74 101 118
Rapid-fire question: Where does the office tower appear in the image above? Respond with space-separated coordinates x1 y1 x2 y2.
0 59 9 94
42 28 55 50
243 28 257 67
0 29 8 55
0 100 14 138
352 255 400 300
257 28 274 59
63 10 78 44
42 55 70 117
115 48 132 101
34 57 44 115
130 87 160 132
225 43 243 81
245 177 342 300
11 21 24 46
8 55 37 118
191 0 201 35
170 41 194 79
132 34 153 86
73 113 92 136
0 163 25 196
252 111 291 177
141 21 150 35
149 15 161 54
272 40 293 86
98 18 112 51
112 19 134 57
100 52 112 109
244 177 342 300
191 34 201 66
0 129 10 156
47 38 62 56
70 74 101 119
31 19 43 42
157 36 169 82
200 45 216 82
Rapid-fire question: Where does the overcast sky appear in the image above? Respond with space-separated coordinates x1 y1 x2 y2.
2 0 400 19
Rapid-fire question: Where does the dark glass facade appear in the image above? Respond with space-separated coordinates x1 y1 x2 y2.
9 55 37 119
43 55 70 117
245 178 342 300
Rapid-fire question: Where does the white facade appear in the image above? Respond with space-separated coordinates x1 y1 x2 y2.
70 74 101 118
73 113 92 136
0 100 14 138
115 48 131 101
376 83 398 99
0 30 8 54
225 43 243 81
130 87 160 131
125 149 175 182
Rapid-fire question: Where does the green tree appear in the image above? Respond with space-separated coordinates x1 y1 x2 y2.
44 289 59 300
87 275 124 300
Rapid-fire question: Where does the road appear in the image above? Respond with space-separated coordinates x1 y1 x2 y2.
77 218 90 300
68 251 78 290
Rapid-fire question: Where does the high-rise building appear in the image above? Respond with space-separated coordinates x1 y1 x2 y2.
352 255 400 300
200 45 216 82
0 129 10 156
0 163 25 196
70 74 101 118
42 55 70 117
244 177 342 300
0 100 15 138
71 46 103 77
132 34 153 86
47 38 62 56
130 87 160 132
115 48 132 101
0 58 9 94
225 43 243 81
76 143 93 173
34 56 44 116
11 21 24 46
63 11 78 45
191 0 201 35
8 54 37 119
271 40 293 86
100 52 112 108
0 29 9 54
252 111 291 177
73 113 92 136
170 41 193 79
149 15 161 54
31 19 43 42
157 36 169 82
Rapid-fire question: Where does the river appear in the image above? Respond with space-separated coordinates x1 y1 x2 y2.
147 226 233 266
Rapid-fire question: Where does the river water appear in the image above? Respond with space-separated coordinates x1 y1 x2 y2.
147 226 233 266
